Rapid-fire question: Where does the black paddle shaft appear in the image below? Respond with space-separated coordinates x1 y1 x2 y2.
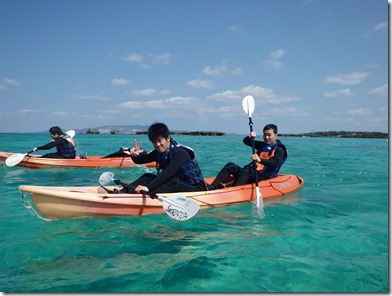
248 116 256 154
248 116 259 184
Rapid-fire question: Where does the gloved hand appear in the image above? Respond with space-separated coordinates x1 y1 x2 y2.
32 147 38 152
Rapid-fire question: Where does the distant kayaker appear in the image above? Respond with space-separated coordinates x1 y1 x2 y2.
99 122 208 194
32 126 76 159
207 124 288 189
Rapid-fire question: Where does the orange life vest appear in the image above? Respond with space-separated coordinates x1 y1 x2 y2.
255 149 277 171
255 142 288 178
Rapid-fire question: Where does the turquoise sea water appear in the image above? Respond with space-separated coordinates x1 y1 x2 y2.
0 133 388 293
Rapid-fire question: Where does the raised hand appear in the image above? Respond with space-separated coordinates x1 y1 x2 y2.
129 139 143 156
249 131 257 138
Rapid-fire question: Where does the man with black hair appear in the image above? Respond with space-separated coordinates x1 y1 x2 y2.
32 126 76 159
208 124 288 189
99 122 207 194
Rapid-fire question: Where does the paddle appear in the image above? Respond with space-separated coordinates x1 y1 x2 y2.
5 151 34 167
64 129 76 139
5 129 76 167
98 172 200 221
242 95 264 209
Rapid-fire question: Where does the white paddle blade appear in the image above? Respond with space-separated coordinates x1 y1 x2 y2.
256 187 264 208
99 172 115 185
65 130 76 138
5 153 27 167
160 195 200 221
65 129 76 138
242 95 255 117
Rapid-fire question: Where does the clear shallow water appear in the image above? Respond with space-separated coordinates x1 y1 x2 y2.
0 134 388 292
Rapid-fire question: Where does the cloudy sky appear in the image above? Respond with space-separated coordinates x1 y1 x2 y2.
0 0 388 133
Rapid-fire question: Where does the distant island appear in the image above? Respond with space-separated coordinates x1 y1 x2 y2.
75 125 387 139
81 128 225 136
135 131 225 136
280 131 388 139
78 125 225 136
78 125 149 134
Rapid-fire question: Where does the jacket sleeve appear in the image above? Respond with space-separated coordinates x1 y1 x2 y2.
131 150 157 164
243 135 252 147
146 149 191 191
243 135 265 151
36 140 57 150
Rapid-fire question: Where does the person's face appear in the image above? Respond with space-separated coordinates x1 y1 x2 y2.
263 128 277 144
50 133 59 139
152 136 171 154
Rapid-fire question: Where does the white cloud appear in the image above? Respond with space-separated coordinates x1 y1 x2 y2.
323 72 369 85
228 25 240 32
207 89 239 100
130 88 157 96
150 52 174 64
50 111 68 116
263 49 287 69
118 101 143 109
323 88 353 97
160 89 171 95
372 22 387 32
241 85 276 99
17 109 44 114
72 94 111 101
125 53 144 63
186 79 214 89
111 78 130 86
165 96 197 107
207 84 298 104
128 88 171 96
118 96 200 110
3 78 19 86
97 109 123 115
231 67 243 75
264 59 282 69
269 49 286 59
269 106 310 117
203 64 228 76
368 83 388 96
0 77 19 90
347 108 371 116
124 52 174 68
202 62 242 76
227 25 246 35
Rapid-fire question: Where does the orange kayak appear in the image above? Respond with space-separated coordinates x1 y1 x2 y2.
19 174 304 220
0 151 155 168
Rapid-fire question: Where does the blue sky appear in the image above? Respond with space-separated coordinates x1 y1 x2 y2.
0 0 388 134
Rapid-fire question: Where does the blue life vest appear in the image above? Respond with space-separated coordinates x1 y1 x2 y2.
156 141 204 185
256 140 287 179
57 138 76 159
